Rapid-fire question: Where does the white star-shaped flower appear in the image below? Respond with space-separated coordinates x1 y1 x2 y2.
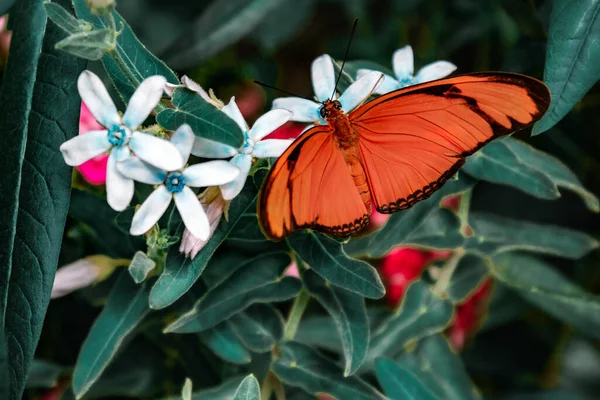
357 45 457 94
191 98 293 201
60 71 184 211
271 54 383 125
118 125 239 240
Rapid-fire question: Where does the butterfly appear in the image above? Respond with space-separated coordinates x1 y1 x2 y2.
258 72 551 241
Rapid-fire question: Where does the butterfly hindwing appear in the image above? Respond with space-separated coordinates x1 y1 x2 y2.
350 72 550 213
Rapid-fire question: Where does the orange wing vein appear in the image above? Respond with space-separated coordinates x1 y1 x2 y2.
350 72 550 213
259 126 370 240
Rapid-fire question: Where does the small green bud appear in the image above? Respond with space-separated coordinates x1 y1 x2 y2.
86 0 115 16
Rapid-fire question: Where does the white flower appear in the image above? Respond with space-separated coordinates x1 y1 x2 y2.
357 45 457 94
118 125 239 240
191 99 293 201
51 255 128 299
164 75 223 108
271 54 383 125
60 71 184 211
179 187 226 259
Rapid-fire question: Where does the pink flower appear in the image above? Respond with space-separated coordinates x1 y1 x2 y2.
0 16 12 62
77 102 108 185
448 278 493 351
265 121 306 140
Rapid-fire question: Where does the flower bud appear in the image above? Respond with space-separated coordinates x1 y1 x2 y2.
51 255 128 298
86 0 115 16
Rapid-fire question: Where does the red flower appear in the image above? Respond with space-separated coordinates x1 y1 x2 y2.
448 278 493 351
76 102 108 185
265 121 306 140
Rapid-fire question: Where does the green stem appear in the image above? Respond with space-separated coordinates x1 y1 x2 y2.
458 189 473 236
432 249 464 298
283 288 310 341
260 371 285 400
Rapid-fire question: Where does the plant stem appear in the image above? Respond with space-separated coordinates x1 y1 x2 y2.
260 371 285 400
432 249 464 298
458 189 473 236
283 288 310 341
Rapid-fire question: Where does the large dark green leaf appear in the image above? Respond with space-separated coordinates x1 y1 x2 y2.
365 281 453 370
149 178 260 309
375 358 439 400
288 231 385 299
198 323 252 364
466 212 598 258
491 253 600 340
165 0 288 68
272 342 386 400
346 175 474 258
228 304 284 353
72 272 152 399
303 271 369 376
72 0 178 101
0 0 85 397
533 0 600 135
156 88 244 148
165 253 299 333
397 335 482 400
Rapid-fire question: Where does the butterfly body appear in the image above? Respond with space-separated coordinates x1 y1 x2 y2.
259 73 551 241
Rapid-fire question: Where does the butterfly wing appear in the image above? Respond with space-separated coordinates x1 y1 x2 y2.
350 72 550 212
259 126 370 240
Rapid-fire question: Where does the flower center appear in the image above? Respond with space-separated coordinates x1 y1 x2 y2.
165 172 186 193
107 125 130 147
241 132 254 155
399 76 413 87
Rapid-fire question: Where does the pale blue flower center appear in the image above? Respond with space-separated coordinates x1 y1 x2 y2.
107 125 129 147
166 172 186 193
398 76 413 87
241 131 254 155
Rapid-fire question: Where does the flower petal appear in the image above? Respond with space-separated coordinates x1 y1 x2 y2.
222 97 247 133
117 157 166 185
392 45 414 80
170 124 195 162
130 185 172 236
414 61 457 84
272 97 320 123
78 71 120 128
191 137 238 158
182 160 239 187
339 71 384 113
129 131 184 171
312 54 336 101
122 75 167 129
249 109 293 141
181 76 214 104
106 150 135 211
356 70 399 94
60 130 110 166
174 186 210 240
220 154 252 200
253 139 294 158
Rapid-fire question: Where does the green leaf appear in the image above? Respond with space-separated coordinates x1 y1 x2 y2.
198 322 252 364
44 2 92 34
0 0 85 397
346 175 474 258
447 254 490 303
397 335 482 400
149 178 260 309
26 360 64 389
72 0 178 101
232 375 261 400
165 253 299 333
56 28 114 60
228 214 270 243
72 272 152 399
165 0 288 68
466 212 598 258
533 0 600 135
366 281 453 369
128 251 156 284
0 0 15 15
491 253 600 340
303 271 369 376
502 138 599 212
288 231 385 299
167 376 246 400
228 304 284 353
463 139 560 200
156 88 244 148
295 316 343 353
182 378 193 400
69 190 144 258
272 341 386 400
374 358 439 400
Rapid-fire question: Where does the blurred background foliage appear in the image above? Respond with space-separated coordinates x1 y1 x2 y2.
4 0 599 398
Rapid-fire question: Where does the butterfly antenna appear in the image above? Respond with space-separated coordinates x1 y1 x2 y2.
332 18 358 100
254 80 317 103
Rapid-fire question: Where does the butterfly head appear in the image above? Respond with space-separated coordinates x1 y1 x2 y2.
319 99 343 120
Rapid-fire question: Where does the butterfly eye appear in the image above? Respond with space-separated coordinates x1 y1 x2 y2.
333 100 342 109
319 106 328 118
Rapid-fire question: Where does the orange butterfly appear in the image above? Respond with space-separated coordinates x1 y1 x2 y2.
258 70 550 241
